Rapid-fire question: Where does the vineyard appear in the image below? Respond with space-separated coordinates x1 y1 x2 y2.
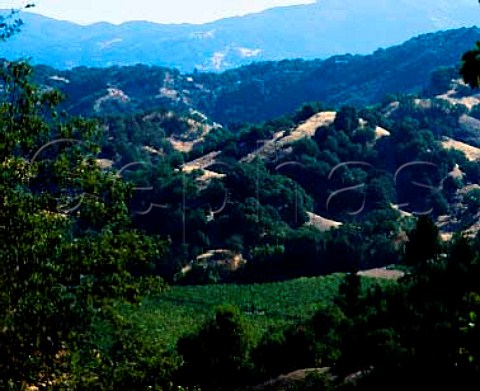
109 274 390 348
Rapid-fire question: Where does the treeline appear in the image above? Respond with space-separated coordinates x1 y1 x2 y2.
0 61 169 389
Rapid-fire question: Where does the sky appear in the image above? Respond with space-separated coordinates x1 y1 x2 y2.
13 0 316 25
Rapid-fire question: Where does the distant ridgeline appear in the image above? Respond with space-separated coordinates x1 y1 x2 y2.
23 27 480 124
2 0 480 72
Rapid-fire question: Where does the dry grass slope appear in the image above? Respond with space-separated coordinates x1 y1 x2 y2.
306 212 343 232
441 137 480 161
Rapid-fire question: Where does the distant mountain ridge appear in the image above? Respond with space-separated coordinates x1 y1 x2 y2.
1 0 480 72
31 27 480 124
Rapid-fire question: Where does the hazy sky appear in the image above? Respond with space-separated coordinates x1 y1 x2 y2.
16 0 315 25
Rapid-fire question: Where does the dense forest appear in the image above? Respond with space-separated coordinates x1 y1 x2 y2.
3 6 480 391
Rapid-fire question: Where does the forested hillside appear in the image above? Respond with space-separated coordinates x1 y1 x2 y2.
77 73 480 286
29 26 480 123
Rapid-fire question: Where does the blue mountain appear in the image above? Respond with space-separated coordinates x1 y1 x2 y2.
1 0 479 71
